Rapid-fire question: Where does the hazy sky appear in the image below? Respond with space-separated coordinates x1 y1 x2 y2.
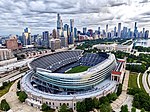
0 0 150 35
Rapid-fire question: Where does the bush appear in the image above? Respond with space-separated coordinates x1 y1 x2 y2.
41 103 50 111
18 91 27 102
127 88 144 95
17 80 20 90
99 96 109 105
131 88 150 111
0 99 10 111
3 82 9 87
117 84 122 96
131 107 136 112
59 104 72 112
93 97 100 109
99 102 112 112
16 91 21 96
107 93 117 102
76 101 86 112
85 98 94 111
141 108 145 112
0 86 4 90
120 105 128 112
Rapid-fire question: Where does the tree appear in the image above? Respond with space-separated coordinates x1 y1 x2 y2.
99 102 112 112
93 97 100 109
131 107 136 112
59 104 69 112
85 98 94 111
99 96 109 105
18 91 27 102
141 108 145 112
76 101 86 112
41 103 50 111
120 105 128 112
107 93 117 102
0 99 10 111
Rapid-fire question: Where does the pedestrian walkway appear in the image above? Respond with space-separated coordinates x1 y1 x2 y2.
111 70 129 110
142 67 150 95
137 73 141 88
0 80 41 112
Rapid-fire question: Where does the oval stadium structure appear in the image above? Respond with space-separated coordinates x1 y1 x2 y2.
20 50 118 111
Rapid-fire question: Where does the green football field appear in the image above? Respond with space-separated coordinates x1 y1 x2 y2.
65 66 90 73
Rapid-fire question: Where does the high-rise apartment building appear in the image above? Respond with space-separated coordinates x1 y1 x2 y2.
42 31 50 48
6 35 18 50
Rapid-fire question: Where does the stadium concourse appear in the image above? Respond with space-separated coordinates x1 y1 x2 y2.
20 50 126 111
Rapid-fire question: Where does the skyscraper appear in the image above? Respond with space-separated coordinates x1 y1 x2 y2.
69 19 74 44
57 13 63 37
127 28 131 38
143 28 145 38
22 28 31 46
64 24 69 37
106 24 108 38
114 26 117 37
52 29 57 39
74 27 78 40
42 31 50 48
83 27 87 35
122 27 127 38
118 23 121 38
98 27 100 35
134 22 138 38
145 30 149 38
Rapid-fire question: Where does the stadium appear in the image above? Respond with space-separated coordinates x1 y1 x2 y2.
20 50 118 111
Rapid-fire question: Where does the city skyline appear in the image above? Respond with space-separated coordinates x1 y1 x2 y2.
0 0 150 35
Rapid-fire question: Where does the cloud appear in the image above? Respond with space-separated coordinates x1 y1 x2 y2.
0 0 149 35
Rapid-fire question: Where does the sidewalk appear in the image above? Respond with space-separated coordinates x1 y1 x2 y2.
0 80 41 112
111 70 129 110
142 67 150 95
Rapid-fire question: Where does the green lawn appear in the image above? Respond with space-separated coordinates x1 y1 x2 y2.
128 72 138 88
0 82 14 97
65 66 90 73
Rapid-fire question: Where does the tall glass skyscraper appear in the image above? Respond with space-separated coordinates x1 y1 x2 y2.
134 22 138 38
57 13 63 37
69 19 74 44
118 23 121 38
42 31 50 48
106 24 108 37
83 27 87 35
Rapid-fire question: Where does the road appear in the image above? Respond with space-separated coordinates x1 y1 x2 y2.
142 67 150 94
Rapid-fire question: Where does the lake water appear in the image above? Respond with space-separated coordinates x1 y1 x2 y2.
135 39 150 47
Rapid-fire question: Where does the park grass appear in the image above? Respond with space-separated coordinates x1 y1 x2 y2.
0 82 14 97
128 72 138 89
65 66 90 73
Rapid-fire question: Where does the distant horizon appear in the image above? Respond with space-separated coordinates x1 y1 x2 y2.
0 21 148 37
0 0 150 35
